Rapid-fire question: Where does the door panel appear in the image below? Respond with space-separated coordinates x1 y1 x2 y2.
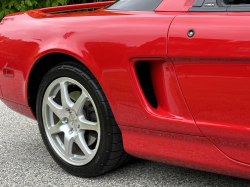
168 13 250 164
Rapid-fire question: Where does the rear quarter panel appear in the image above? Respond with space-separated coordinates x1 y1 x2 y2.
0 10 202 135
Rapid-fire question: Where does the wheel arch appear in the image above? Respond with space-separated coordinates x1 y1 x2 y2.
27 52 100 118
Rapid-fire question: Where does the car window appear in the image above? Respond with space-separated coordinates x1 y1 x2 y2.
106 0 163 11
224 0 250 4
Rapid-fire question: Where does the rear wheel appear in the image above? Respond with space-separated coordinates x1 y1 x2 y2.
36 62 131 177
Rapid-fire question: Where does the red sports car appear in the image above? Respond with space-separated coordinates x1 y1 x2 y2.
1 0 250 179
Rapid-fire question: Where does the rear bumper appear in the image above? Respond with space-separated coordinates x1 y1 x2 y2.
0 97 36 120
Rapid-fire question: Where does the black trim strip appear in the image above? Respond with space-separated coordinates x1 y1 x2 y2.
189 0 250 12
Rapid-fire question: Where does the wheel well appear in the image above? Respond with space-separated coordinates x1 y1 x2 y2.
28 52 86 117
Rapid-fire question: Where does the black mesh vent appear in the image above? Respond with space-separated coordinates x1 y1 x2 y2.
136 62 158 109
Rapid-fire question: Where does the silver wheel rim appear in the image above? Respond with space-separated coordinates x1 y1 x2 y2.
42 77 100 166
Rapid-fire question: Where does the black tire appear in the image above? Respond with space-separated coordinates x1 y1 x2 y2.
36 61 131 177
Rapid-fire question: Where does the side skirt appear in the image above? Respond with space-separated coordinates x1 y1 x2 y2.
120 125 250 179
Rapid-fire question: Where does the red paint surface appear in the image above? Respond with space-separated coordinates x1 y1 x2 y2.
121 126 250 179
1 1 250 179
129 57 202 135
168 12 250 165
155 0 194 12
0 9 196 135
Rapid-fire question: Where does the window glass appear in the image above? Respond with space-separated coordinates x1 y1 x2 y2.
106 0 163 11
224 0 250 4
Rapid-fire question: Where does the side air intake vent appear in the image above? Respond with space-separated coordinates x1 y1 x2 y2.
136 61 158 109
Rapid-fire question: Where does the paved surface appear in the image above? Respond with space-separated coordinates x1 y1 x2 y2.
1 101 250 187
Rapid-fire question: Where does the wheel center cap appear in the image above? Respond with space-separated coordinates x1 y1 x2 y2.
69 112 77 122
68 110 78 131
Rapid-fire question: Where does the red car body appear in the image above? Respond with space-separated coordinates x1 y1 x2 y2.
1 0 250 179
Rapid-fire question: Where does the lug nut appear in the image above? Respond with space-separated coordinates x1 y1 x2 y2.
62 118 68 123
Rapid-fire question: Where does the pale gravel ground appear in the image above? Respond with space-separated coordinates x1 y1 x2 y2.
1 101 250 187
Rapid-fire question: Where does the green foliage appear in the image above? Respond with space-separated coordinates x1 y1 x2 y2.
0 0 105 20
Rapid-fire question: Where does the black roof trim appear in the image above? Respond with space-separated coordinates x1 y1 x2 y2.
189 0 250 12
